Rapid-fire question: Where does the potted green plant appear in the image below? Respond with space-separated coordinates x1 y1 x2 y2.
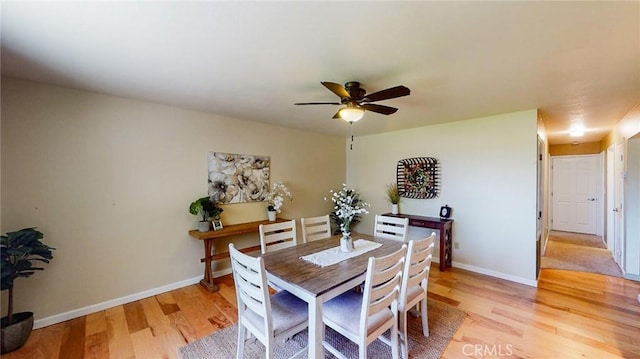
386 183 400 214
189 196 224 232
1 227 55 354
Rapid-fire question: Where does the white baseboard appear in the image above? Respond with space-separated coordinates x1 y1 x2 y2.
34 275 202 329
624 273 640 281
215 267 232 277
451 261 538 287
433 256 537 287
35 257 537 329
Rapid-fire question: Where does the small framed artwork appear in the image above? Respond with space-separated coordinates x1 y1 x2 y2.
397 157 440 199
212 220 224 231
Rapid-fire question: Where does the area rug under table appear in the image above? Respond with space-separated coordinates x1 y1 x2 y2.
178 298 466 359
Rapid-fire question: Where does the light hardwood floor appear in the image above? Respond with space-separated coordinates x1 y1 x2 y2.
5 266 640 358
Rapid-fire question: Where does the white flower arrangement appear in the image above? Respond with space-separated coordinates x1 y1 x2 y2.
266 182 293 213
328 184 370 235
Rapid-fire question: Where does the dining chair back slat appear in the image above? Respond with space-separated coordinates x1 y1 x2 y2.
301 215 332 243
374 215 409 242
233 262 268 317
259 220 297 254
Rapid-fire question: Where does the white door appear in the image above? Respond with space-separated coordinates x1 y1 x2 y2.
613 142 625 267
551 155 599 234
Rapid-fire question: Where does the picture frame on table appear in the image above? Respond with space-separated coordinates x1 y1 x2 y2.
212 219 223 231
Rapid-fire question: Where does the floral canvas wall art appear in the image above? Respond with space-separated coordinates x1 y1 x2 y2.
207 152 270 204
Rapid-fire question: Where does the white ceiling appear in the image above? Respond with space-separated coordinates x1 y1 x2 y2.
2 1 639 144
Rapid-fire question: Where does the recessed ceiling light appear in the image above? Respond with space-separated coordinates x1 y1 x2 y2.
569 123 584 137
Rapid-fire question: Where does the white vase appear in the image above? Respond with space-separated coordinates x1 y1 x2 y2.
340 233 354 253
391 204 399 215
197 221 210 232
267 210 277 221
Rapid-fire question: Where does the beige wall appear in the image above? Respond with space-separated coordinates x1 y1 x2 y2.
346 109 539 284
601 102 640 151
1 78 346 325
549 142 601 156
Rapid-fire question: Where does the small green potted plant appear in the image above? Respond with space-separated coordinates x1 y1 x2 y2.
1 227 55 354
386 183 400 214
189 196 224 232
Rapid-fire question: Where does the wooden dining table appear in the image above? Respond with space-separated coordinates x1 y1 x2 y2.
261 233 404 359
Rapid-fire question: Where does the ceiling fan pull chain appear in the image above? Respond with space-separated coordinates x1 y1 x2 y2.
350 122 354 150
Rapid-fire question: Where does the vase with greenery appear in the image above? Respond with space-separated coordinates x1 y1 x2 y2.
386 183 400 214
189 196 224 232
327 184 370 252
1 227 55 354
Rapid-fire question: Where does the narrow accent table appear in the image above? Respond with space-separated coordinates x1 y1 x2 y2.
188 218 289 291
382 213 454 271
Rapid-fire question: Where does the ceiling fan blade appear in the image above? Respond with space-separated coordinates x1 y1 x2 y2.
362 86 410 102
332 110 342 119
294 102 341 105
321 82 351 99
362 103 398 115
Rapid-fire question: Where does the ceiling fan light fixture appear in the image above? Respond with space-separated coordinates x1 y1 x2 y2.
339 107 364 122
295 81 409 121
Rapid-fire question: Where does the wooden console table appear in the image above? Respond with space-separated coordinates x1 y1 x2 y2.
188 218 288 291
382 213 454 271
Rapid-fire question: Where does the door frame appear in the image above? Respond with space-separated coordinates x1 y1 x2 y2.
536 136 544 278
598 152 605 236
607 145 615 252
613 142 625 269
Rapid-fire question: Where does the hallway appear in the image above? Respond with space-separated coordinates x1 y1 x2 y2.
541 231 623 277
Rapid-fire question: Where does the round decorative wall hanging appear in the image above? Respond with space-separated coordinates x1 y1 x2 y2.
396 157 440 199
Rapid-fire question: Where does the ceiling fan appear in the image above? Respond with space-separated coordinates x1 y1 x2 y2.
295 81 410 122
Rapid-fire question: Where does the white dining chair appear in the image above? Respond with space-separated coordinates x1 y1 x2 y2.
321 245 407 359
259 220 298 254
374 214 409 242
398 233 435 359
301 215 332 243
229 243 308 359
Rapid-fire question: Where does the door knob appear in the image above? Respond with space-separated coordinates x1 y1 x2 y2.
587 198 596 201
613 208 619 212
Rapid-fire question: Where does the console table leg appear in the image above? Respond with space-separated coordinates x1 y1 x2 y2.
444 225 452 269
200 239 219 292
386 212 454 272
439 230 447 271
439 223 453 271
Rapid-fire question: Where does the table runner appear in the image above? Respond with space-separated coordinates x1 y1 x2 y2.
300 239 382 267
